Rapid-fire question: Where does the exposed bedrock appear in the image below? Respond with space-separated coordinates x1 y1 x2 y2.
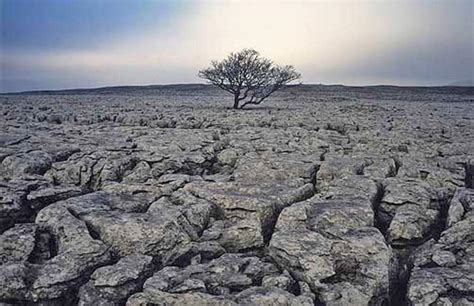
407 188 474 305
269 175 393 305
1 150 53 178
0 203 113 303
0 178 86 233
378 178 452 247
0 87 472 305
126 253 314 305
78 254 155 306
182 152 318 252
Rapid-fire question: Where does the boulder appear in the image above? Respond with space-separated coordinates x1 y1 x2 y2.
2 151 52 178
269 196 392 305
407 188 474 305
0 223 38 264
78 254 154 306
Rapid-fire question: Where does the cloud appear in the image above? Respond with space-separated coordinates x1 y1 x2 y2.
1 0 473 91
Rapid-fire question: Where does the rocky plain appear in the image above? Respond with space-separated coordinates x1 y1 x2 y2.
0 84 473 305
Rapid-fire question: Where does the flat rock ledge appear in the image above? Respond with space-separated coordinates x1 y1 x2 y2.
1 86 473 305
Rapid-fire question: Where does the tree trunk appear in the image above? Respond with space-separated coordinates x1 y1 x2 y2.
233 96 239 109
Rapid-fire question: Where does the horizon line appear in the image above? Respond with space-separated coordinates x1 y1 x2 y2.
1 82 473 95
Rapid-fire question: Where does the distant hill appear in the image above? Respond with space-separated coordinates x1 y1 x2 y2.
447 79 474 86
0 84 212 95
1 83 473 96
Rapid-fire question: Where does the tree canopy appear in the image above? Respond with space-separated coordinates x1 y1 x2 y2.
199 49 301 109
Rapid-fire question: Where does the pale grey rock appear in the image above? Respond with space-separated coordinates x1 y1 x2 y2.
2 151 52 178
388 204 439 245
126 290 236 306
381 178 437 210
62 191 216 263
0 202 112 302
234 286 312 306
122 160 152 183
432 250 457 267
380 178 443 245
44 151 137 189
143 254 278 294
78 254 154 306
317 175 380 201
0 223 37 264
268 195 392 305
31 246 112 301
317 154 369 184
174 241 226 264
397 156 464 188
447 188 474 227
363 157 398 179
0 181 40 231
217 148 239 167
262 271 295 291
1 85 472 305
407 187 474 305
0 263 30 300
26 185 84 211
184 178 314 251
82 211 192 261
91 255 153 287
60 191 156 214
126 254 309 305
170 278 207 293
232 153 317 187
199 219 225 241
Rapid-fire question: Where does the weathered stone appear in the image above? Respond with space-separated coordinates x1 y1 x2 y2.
217 148 239 167
269 196 392 305
447 188 473 227
2 151 52 178
0 202 112 303
82 211 192 261
262 271 295 291
184 179 314 251
1 85 472 305
0 223 37 264
380 178 443 245
144 254 278 294
407 186 474 305
26 185 84 211
126 253 309 305
388 204 439 245
126 290 236 306
0 182 32 231
78 254 154 306
317 155 369 184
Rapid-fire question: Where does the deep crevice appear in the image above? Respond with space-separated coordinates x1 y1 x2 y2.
392 157 402 177
389 248 414 306
263 181 316 245
372 181 388 236
84 221 101 240
370 180 414 306
431 189 453 241
464 162 473 189
28 227 58 263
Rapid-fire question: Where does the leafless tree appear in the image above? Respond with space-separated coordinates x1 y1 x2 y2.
198 49 301 109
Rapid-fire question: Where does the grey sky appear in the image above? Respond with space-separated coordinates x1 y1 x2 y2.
1 0 473 92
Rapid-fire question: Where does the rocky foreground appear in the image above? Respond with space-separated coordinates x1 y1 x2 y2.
0 85 473 305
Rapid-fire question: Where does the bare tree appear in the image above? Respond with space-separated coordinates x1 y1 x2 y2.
198 49 301 109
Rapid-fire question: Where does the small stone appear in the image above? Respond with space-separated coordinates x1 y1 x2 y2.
217 149 239 167
170 279 207 293
432 251 456 267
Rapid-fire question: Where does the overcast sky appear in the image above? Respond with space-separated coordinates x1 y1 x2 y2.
1 0 473 92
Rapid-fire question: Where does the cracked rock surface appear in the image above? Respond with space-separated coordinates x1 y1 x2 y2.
0 85 473 305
